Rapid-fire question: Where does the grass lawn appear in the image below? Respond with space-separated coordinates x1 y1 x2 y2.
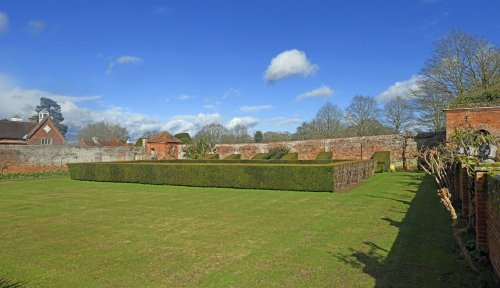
0 173 479 287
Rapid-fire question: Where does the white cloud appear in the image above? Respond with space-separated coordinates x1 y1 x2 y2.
377 75 422 102
240 105 273 112
0 11 8 34
107 55 143 74
222 88 240 99
264 49 318 82
28 20 45 34
262 116 303 128
296 85 333 101
178 94 192 100
0 73 223 139
226 117 259 129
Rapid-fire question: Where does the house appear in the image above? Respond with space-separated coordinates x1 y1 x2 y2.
145 131 182 160
78 137 128 147
444 106 500 139
0 110 65 145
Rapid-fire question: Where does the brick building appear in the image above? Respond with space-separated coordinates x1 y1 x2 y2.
444 106 500 139
145 131 181 160
0 110 65 145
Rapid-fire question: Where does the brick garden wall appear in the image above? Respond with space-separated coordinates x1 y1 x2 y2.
445 107 500 140
0 145 146 173
487 174 500 278
185 132 444 167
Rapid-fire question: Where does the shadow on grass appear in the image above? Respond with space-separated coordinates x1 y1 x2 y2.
333 174 483 288
0 277 25 288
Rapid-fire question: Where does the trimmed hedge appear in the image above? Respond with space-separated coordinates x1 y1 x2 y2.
69 159 376 192
252 153 271 160
316 152 333 160
201 154 219 160
223 154 241 160
280 153 298 160
69 162 335 192
129 159 342 164
372 151 390 172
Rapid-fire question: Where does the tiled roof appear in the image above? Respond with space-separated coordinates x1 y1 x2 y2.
147 131 181 144
0 121 36 140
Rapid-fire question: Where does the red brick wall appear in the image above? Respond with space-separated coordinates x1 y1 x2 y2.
475 172 488 248
27 120 65 145
487 174 500 279
445 107 500 140
146 143 179 160
204 133 443 166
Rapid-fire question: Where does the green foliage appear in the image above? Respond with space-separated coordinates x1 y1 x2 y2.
35 97 67 137
371 151 390 172
134 138 145 147
451 82 500 108
251 153 271 160
315 152 333 160
0 170 68 181
175 133 192 144
254 131 263 143
201 154 219 160
223 154 241 160
184 136 214 159
268 146 290 159
69 162 336 192
280 153 298 160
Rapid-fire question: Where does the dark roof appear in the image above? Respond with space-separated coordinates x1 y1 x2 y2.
0 121 36 140
147 131 181 144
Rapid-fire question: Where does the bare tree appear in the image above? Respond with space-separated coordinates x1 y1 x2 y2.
263 131 292 143
293 102 344 140
421 29 499 97
77 121 129 141
383 96 414 134
195 123 229 144
412 80 452 132
345 95 380 136
231 124 250 143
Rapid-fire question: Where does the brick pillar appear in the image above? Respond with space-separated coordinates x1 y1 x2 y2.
460 166 470 217
475 171 488 248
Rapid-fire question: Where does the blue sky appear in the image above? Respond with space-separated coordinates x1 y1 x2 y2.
0 0 499 140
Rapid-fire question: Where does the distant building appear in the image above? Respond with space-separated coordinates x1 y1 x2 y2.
0 110 65 145
444 106 500 139
146 131 181 160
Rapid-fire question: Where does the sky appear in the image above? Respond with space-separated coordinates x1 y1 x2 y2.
0 0 499 141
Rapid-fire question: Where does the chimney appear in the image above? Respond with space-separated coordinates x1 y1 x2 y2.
38 108 49 123
28 116 37 124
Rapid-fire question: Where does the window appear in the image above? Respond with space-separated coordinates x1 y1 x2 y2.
41 138 52 145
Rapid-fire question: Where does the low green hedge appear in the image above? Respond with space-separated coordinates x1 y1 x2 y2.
129 159 342 164
69 160 376 192
223 154 241 160
280 153 298 160
316 152 333 160
69 162 336 192
252 153 271 160
201 154 219 160
371 151 390 172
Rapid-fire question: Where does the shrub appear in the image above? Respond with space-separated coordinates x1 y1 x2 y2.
268 145 290 159
184 136 214 159
224 154 241 160
69 162 336 192
280 153 298 160
174 133 192 144
251 153 271 160
201 154 219 160
371 151 390 172
316 152 333 160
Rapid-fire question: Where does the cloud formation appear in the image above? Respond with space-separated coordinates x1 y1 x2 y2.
264 49 318 82
28 20 45 35
377 75 422 102
296 85 333 101
0 11 8 34
240 105 273 112
0 73 225 139
226 117 259 129
107 55 143 74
